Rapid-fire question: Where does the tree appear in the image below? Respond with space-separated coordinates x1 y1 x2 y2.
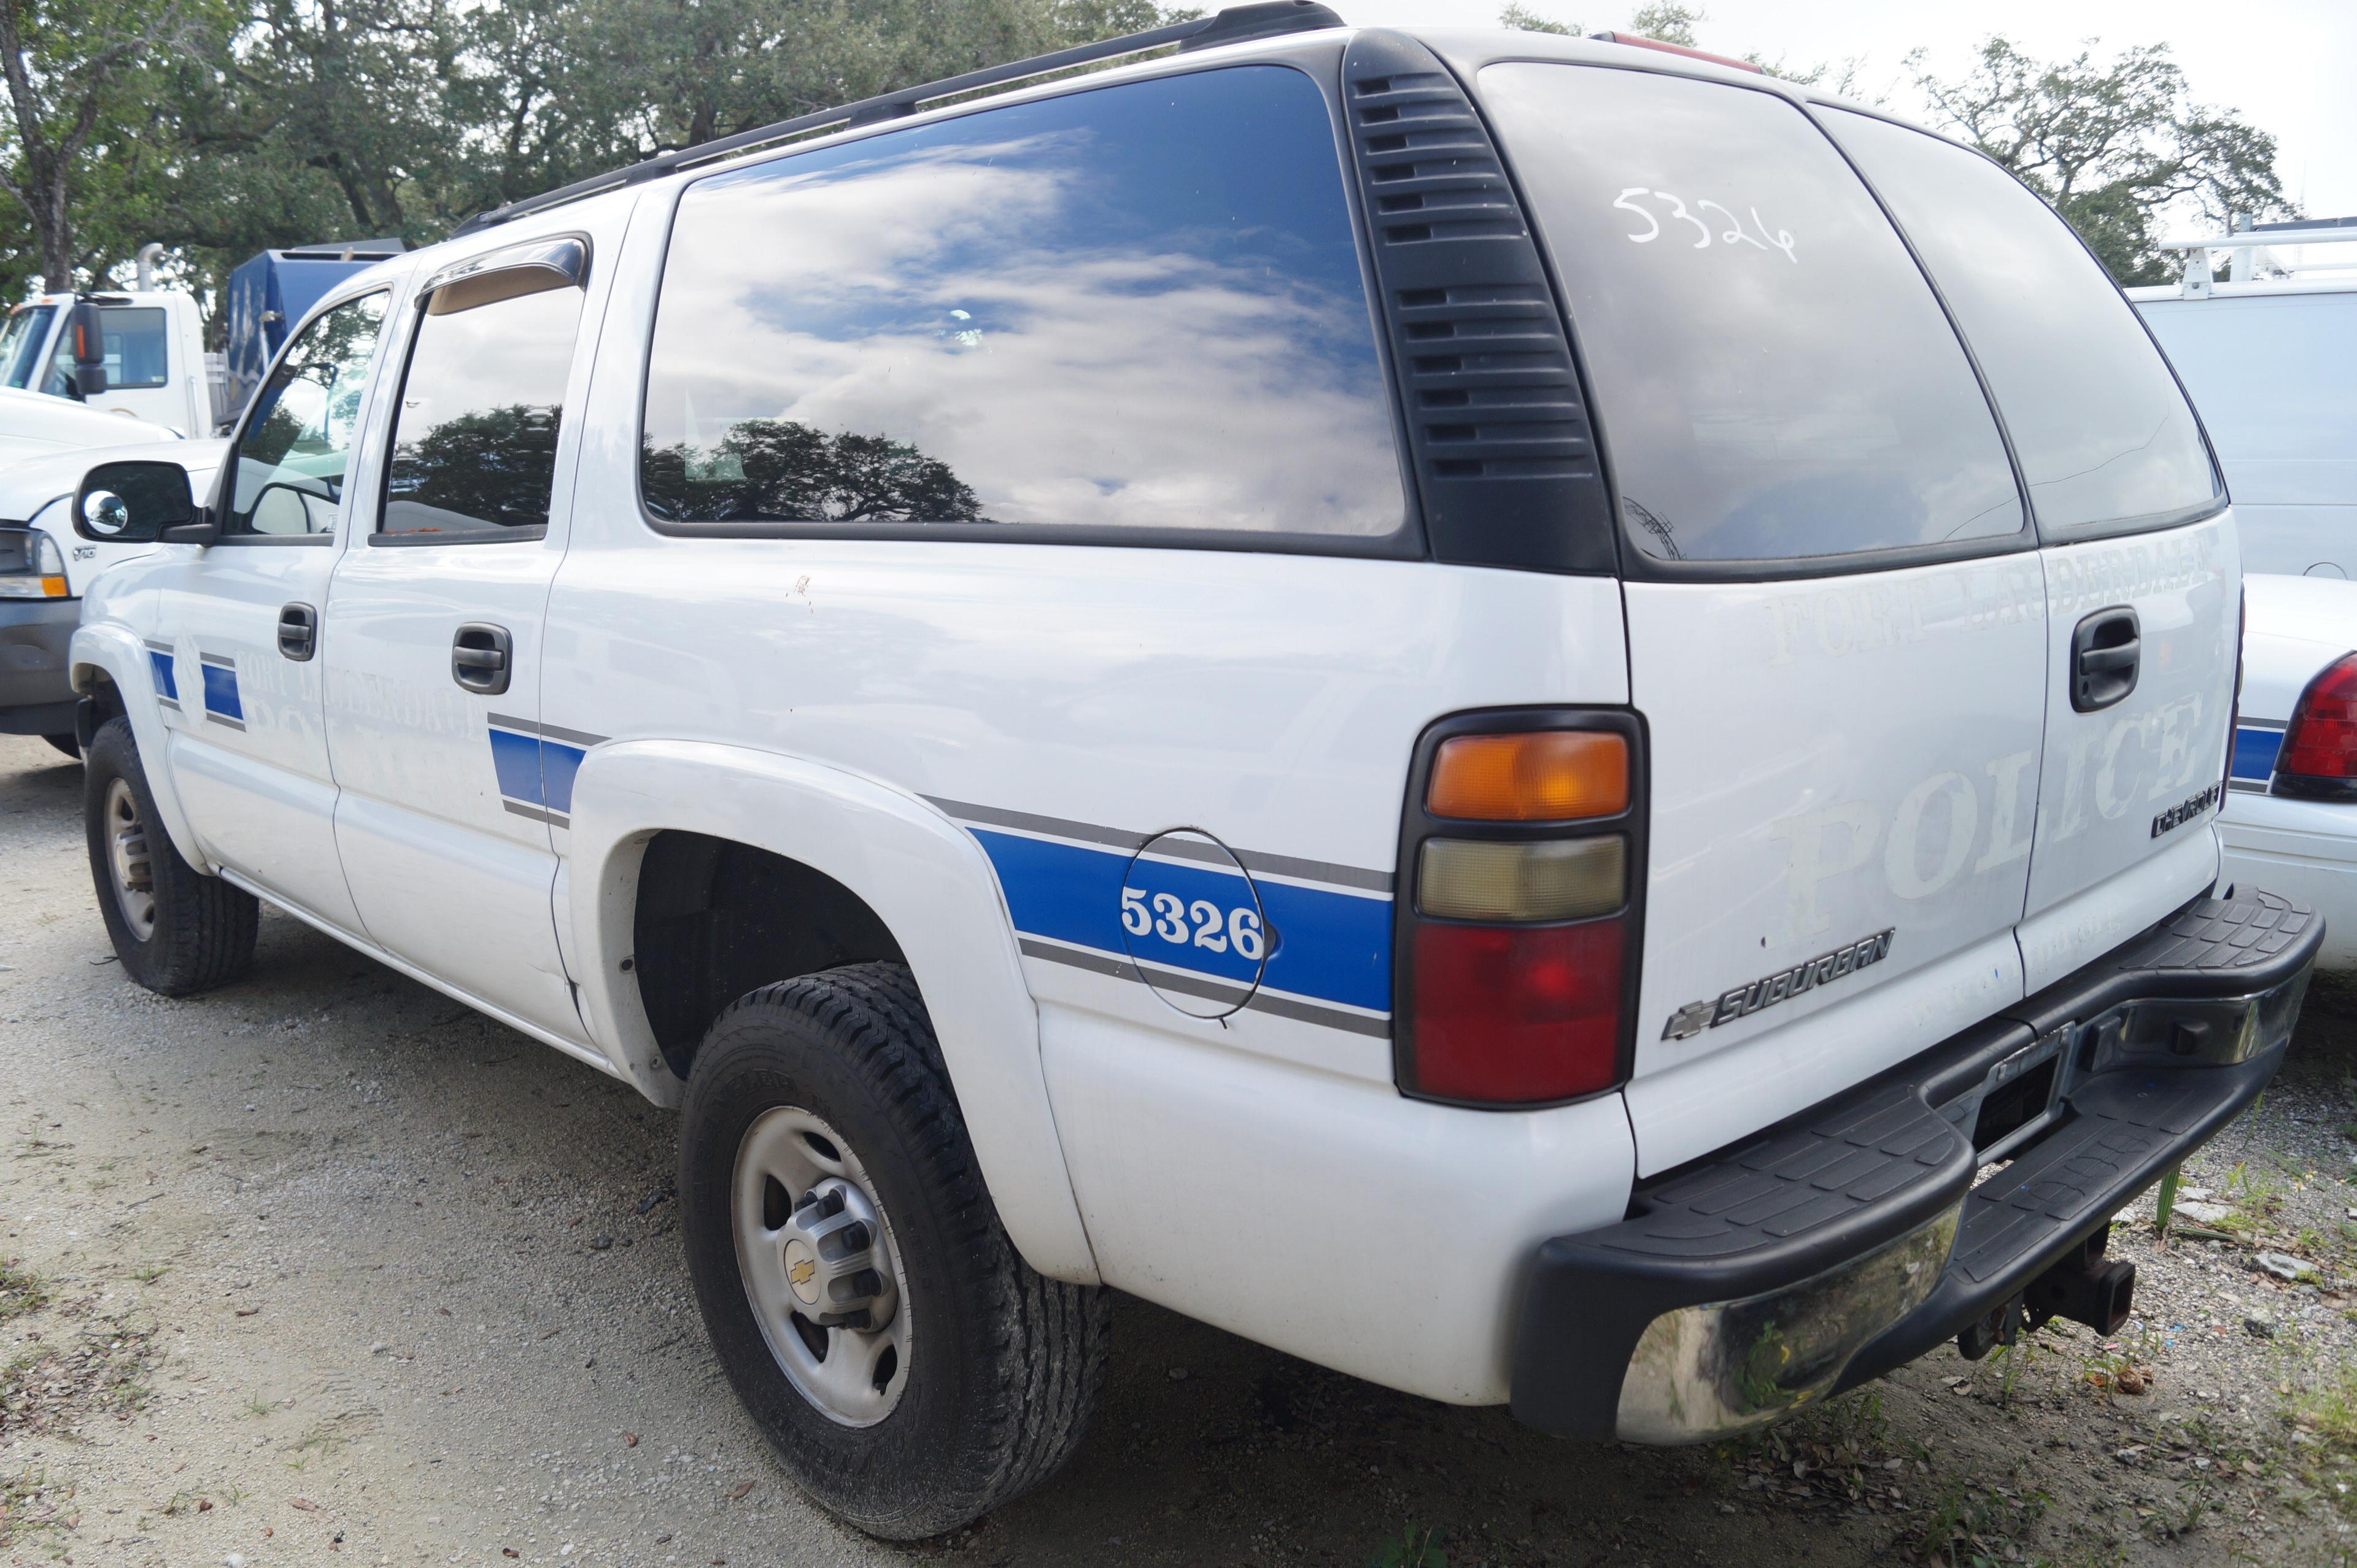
644 418 985 523
1911 37 2291 285
0 0 205 290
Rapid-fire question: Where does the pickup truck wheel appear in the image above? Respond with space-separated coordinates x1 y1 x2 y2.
82 716 257 996
678 962 1108 1539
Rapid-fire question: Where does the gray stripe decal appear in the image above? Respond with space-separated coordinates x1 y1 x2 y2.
157 695 178 710
486 713 608 747
927 796 1391 894
2239 719 2287 733
142 639 172 655
502 800 570 827
198 652 235 670
2227 779 2269 794
205 713 245 732
1016 937 1391 1039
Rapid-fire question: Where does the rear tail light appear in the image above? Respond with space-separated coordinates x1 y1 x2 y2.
2272 652 2357 801
1395 711 1644 1107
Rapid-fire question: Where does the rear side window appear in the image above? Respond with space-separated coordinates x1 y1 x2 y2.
1824 110 2219 535
640 65 1403 538
1477 63 2021 565
381 279 584 538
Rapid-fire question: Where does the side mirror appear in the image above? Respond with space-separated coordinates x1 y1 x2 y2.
76 461 198 544
68 301 107 396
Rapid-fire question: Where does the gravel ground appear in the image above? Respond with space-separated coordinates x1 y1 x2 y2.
1 730 2354 1567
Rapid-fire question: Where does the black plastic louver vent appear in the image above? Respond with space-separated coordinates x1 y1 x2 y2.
1341 32 1617 574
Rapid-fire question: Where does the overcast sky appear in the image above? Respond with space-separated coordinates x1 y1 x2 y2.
1350 0 2357 230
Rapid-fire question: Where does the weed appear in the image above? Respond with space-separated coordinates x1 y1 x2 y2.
0 1262 45 1322
130 1263 166 1285
1915 1476 2051 1566
1368 1520 1446 1567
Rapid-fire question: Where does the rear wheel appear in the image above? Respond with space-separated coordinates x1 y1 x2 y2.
678 962 1107 1539
83 716 257 995
41 733 77 760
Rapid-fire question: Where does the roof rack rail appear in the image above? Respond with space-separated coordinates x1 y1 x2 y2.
451 0 1346 238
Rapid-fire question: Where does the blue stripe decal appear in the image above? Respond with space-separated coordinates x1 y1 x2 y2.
199 662 241 721
489 727 544 805
147 649 177 703
972 828 1391 1014
541 741 586 814
2232 725 2283 782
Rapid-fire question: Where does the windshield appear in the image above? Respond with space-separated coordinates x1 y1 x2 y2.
0 306 55 390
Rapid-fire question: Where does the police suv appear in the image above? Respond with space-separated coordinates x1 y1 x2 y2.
58 4 2323 1539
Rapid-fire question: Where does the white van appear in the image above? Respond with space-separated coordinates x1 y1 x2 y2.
2132 220 2357 578
57 6 2320 1539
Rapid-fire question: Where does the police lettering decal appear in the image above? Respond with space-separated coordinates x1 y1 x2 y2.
1660 928 1895 1041
2151 783 2220 839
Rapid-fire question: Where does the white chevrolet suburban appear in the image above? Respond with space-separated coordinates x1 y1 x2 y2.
56 4 2323 1539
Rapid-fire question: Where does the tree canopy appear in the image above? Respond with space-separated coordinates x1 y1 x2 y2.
1496 5 2291 283
0 0 1175 329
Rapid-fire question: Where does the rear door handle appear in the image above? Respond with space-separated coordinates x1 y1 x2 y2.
277 602 316 662
2070 607 2140 713
452 622 512 695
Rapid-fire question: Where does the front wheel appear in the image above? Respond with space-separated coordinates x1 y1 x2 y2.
678 962 1108 1539
83 716 257 995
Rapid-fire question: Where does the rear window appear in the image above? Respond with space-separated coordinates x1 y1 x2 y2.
96 307 169 388
640 65 1403 538
1824 110 2219 535
1477 63 2022 565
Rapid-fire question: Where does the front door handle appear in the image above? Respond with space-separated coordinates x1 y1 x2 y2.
277 602 317 662
452 622 512 695
2070 606 2140 713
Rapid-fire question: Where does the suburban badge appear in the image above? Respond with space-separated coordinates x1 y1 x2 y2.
1661 929 1897 1040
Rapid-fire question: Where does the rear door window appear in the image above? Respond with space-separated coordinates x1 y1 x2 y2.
1823 110 2220 536
381 277 585 538
1477 63 2022 565
640 65 1403 539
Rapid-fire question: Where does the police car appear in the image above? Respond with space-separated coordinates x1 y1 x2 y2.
55 4 2323 1539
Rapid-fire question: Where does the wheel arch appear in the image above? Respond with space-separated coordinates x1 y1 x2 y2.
69 622 204 870
567 739 1100 1285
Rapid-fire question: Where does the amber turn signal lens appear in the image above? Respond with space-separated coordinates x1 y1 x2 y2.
1426 731 1628 821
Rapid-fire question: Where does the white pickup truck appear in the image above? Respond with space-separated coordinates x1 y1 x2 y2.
54 4 2323 1540
0 287 220 436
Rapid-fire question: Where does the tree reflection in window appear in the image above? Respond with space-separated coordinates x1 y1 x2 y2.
643 419 983 523
385 404 564 532
379 281 582 536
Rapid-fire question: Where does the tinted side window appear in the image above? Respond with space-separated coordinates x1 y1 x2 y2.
1479 64 2022 565
382 281 584 537
227 292 390 537
1825 110 2218 535
641 65 1403 537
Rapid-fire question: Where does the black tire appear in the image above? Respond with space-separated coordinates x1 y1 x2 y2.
83 716 257 996
678 962 1108 1539
41 733 78 760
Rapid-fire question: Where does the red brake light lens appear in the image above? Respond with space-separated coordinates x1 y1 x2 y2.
2277 652 2357 782
1408 920 1625 1103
